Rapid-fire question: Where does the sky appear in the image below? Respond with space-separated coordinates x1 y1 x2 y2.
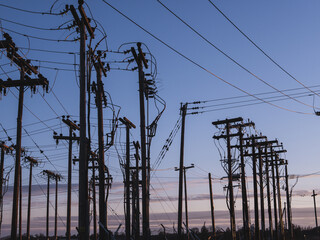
1 0 320 237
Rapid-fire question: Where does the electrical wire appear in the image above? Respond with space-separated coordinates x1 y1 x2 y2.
207 0 320 99
157 0 317 110
0 3 68 16
101 0 313 115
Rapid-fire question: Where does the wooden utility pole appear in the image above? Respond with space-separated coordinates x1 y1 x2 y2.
0 33 48 240
90 160 98 240
54 174 62 240
284 161 293 239
251 136 260 240
258 146 266 240
25 156 38 240
131 43 150 239
177 103 187 240
213 117 243 240
43 170 56 240
208 173 216 240
275 155 285 240
53 116 79 240
70 3 94 239
93 51 109 239
175 164 194 238
264 148 274 240
0 143 12 236
120 117 136 240
230 121 254 240
19 166 22 240
312 190 319 231
270 149 279 240
133 141 141 240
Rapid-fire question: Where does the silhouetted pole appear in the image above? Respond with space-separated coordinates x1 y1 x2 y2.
133 141 141 240
11 69 25 240
275 156 284 240
270 150 279 240
119 117 136 240
66 124 75 240
183 164 194 238
95 55 108 239
213 117 243 240
258 146 265 240
131 43 149 240
312 190 319 231
91 161 97 240
46 173 50 240
54 177 58 239
0 143 11 236
177 103 187 240
208 173 216 240
19 166 22 240
265 152 273 240
26 157 38 240
251 137 260 240
70 4 94 239
285 162 293 240
238 126 251 240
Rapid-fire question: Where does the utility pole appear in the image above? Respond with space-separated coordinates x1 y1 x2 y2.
0 32 48 240
275 155 285 240
251 136 260 240
264 147 274 240
25 156 38 240
312 190 319 232
53 116 79 240
119 117 136 240
270 149 279 240
133 141 141 240
19 166 22 240
208 173 216 240
0 142 12 236
176 103 187 240
43 170 56 240
89 159 98 240
175 164 194 238
258 145 266 240
213 117 243 240
131 42 150 240
284 161 293 240
92 51 109 239
70 3 94 239
230 121 254 240
54 173 62 240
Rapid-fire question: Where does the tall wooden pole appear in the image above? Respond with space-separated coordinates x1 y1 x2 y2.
178 104 187 240
66 127 73 240
11 69 25 240
285 163 293 240
208 173 216 239
239 127 250 240
275 156 285 239
265 152 273 240
251 137 260 240
258 146 265 240
79 16 89 240
270 150 279 240
26 161 34 240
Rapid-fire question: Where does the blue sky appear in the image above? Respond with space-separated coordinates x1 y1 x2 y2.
1 0 320 236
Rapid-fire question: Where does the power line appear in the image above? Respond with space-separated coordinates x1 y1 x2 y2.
101 0 313 115
1 28 77 42
0 17 70 31
157 0 317 110
207 0 320 99
0 3 67 16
